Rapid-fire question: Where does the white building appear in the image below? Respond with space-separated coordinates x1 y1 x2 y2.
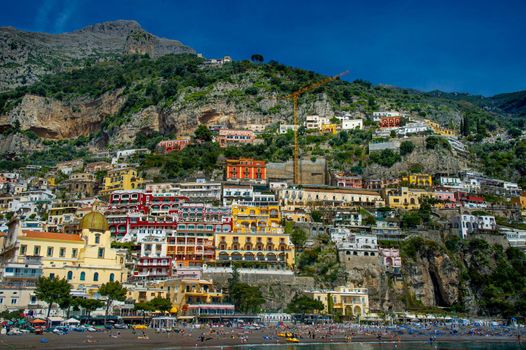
111 148 150 165
342 119 363 130
501 227 526 253
397 122 429 136
330 228 378 257
451 214 496 238
371 111 404 122
305 115 330 130
178 179 222 202
438 177 463 189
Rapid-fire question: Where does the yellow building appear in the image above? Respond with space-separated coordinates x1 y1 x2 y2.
214 203 295 267
401 173 433 188
424 120 457 136
320 123 338 135
125 283 167 303
160 278 234 317
384 187 432 210
11 212 127 294
304 284 369 318
101 168 144 194
511 192 526 209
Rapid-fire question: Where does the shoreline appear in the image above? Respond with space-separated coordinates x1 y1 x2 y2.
1 328 523 350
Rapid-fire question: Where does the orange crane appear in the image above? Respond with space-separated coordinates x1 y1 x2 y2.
280 70 349 184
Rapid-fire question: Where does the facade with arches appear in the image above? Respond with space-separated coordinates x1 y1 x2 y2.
213 203 295 267
305 284 369 318
383 187 432 210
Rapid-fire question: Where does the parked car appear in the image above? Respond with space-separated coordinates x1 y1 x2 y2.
114 323 128 329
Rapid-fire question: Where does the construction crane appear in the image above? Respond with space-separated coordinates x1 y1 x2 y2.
280 70 349 184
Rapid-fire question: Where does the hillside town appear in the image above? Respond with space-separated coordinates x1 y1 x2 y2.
0 108 524 330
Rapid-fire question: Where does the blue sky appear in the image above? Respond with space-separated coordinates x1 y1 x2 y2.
1 0 525 96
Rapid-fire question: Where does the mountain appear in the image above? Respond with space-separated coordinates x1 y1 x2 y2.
0 20 195 92
426 90 526 119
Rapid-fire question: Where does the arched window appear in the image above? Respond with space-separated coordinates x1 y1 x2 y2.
93 272 99 282
80 272 86 281
67 271 73 280
109 273 115 282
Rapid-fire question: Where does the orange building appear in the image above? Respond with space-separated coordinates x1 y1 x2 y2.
379 116 401 128
226 158 266 183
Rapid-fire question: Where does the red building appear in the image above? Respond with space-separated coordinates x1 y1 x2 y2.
157 137 191 154
379 116 401 128
226 158 266 183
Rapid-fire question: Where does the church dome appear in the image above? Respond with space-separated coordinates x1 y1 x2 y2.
80 211 109 232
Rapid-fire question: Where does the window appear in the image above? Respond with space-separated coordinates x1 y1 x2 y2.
20 245 27 255
34 246 41 256
109 273 115 282
59 248 66 258
80 272 85 281
47 247 54 257
72 249 78 258
98 248 105 258
93 272 99 282
67 271 73 280
95 234 100 244
49 273 55 280
11 298 18 305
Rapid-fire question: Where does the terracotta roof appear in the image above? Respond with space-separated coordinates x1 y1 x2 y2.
21 231 83 242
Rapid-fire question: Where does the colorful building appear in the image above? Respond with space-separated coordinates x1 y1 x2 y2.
383 187 432 210
225 158 267 183
2 212 127 295
379 116 401 128
161 278 234 318
216 129 256 148
333 173 363 189
101 168 145 195
157 137 191 154
401 174 433 188
304 284 369 318
214 203 295 267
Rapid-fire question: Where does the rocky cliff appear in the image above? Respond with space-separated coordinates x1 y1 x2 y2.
0 20 194 91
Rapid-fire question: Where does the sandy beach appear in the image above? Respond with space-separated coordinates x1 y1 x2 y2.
0 326 522 350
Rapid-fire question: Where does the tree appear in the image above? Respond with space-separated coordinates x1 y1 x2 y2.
286 294 324 314
134 301 153 322
400 141 415 156
230 283 265 313
290 227 308 249
149 297 172 314
80 298 104 317
250 54 264 63
34 277 71 318
98 281 127 325
193 124 213 143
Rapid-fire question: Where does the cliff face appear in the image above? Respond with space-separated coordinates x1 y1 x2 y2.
9 90 125 139
0 20 195 91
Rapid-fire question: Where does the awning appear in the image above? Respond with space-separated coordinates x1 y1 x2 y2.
64 318 80 324
30 319 46 324
47 316 64 322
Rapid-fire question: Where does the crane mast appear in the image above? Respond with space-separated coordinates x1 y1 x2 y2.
280 71 349 184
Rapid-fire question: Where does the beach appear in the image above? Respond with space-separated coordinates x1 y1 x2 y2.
1 325 523 350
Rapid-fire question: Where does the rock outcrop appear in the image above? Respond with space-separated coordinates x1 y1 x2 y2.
0 20 195 91
9 90 125 139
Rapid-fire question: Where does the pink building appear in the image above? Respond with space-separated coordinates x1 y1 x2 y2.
432 191 457 209
379 248 402 270
333 173 363 189
216 129 256 148
157 138 191 153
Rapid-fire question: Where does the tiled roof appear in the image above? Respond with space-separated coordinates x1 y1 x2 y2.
21 230 83 242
